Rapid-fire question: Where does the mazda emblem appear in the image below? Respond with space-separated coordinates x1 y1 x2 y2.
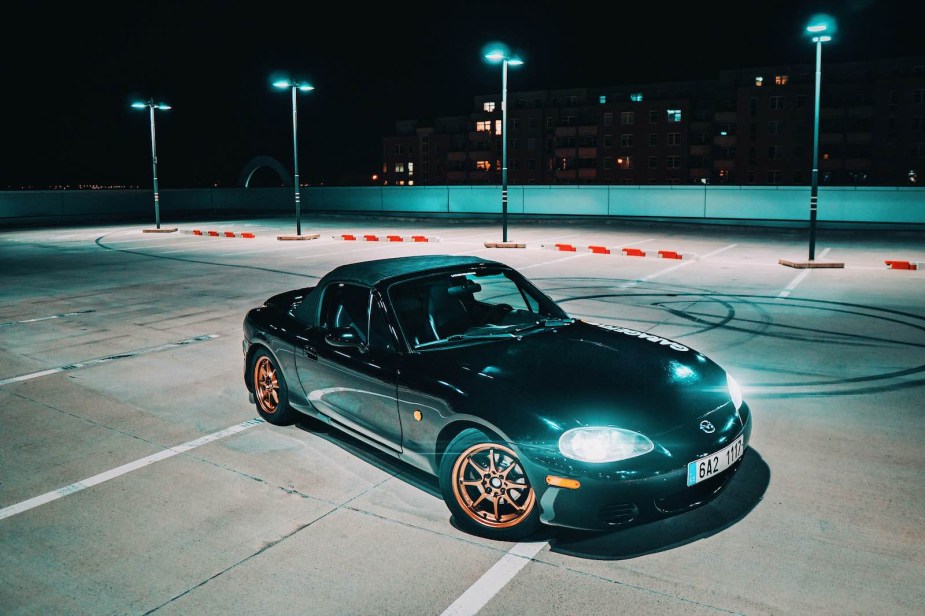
699 420 715 434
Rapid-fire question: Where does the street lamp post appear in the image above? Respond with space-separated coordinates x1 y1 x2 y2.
485 47 523 243
701 178 708 218
806 19 833 261
273 79 314 236
131 99 171 229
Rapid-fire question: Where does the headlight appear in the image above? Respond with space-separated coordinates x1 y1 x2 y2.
727 373 743 410
558 427 654 463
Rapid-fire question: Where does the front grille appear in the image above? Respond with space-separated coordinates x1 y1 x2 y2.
654 462 739 514
598 502 639 526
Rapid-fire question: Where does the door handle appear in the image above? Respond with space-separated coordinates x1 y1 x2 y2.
304 345 318 360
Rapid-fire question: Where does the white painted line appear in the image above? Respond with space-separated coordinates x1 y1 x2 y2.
778 248 830 298
0 309 95 328
643 243 738 281
0 334 218 387
440 541 547 616
0 418 265 521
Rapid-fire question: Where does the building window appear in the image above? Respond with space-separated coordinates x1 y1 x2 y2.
666 155 680 169
648 156 658 168
667 132 681 146
796 95 807 108
749 97 758 116
562 115 576 126
747 170 756 184
775 74 789 85
649 133 658 146
495 120 502 135
603 112 614 126
621 111 635 125
914 89 925 104
621 134 634 147
527 137 537 151
475 160 492 170
603 157 613 169
528 117 537 129
768 170 782 184
512 119 520 130
603 134 614 147
666 109 682 123
617 156 633 169
599 95 607 104
768 145 782 159
476 120 492 132
769 120 783 135
394 162 405 173
546 117 554 128
649 110 659 123
483 101 496 112
630 92 643 102
911 143 925 156
755 76 764 87
528 159 536 170
769 96 784 110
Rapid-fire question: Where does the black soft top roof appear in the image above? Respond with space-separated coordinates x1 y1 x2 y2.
318 255 506 288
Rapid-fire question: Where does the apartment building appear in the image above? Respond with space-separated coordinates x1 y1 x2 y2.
381 55 925 187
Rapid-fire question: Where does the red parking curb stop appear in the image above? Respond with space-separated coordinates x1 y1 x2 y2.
224 231 236 238
387 235 403 242
622 247 646 257
241 232 255 239
207 231 219 237
363 235 379 241
885 260 917 270
341 234 357 240
588 245 611 254
658 250 682 259
555 243 577 252
192 230 202 236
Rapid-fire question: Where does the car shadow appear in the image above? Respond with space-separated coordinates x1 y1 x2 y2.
542 448 771 560
295 419 770 559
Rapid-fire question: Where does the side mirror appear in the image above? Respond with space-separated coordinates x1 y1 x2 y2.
325 327 368 353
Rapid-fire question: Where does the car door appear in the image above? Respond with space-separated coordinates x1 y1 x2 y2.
295 283 403 452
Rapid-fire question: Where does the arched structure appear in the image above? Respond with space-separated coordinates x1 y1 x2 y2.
238 156 292 188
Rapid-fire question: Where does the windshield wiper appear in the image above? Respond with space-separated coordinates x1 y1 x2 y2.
511 317 575 334
415 330 517 349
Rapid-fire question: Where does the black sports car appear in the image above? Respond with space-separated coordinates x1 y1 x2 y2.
243 255 751 540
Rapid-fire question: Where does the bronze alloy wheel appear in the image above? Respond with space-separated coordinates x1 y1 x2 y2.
253 355 281 415
451 442 536 529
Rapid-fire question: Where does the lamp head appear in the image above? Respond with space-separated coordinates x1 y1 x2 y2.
806 14 836 42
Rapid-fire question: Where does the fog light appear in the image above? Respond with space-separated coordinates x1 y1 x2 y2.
546 476 581 489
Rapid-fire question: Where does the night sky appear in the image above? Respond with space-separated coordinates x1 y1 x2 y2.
3 0 921 189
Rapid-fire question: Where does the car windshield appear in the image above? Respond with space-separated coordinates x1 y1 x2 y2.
388 268 571 349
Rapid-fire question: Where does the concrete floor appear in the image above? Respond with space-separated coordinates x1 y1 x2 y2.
1 215 923 615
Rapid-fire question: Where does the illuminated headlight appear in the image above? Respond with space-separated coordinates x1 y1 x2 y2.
558 427 654 463
727 373 743 410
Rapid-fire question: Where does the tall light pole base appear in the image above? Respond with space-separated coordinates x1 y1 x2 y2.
484 241 526 248
779 259 844 269
277 233 320 241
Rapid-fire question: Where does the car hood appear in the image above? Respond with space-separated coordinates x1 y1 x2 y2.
402 320 735 439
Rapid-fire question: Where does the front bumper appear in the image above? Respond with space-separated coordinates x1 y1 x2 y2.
521 410 752 532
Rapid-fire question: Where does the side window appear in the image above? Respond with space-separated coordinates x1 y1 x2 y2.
319 283 370 343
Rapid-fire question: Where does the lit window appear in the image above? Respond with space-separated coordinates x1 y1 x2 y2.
407 162 414 176
394 162 405 173
495 120 502 136
476 120 492 132
666 109 682 123
617 156 633 169
755 76 764 87
599 95 607 104
775 74 788 85
630 92 643 102
476 160 492 170
483 101 496 112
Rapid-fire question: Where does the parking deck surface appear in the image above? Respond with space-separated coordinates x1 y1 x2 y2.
1 215 923 615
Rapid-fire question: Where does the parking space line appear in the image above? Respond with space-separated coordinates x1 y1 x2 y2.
0 418 265 521
440 541 547 616
0 309 95 328
0 334 218 387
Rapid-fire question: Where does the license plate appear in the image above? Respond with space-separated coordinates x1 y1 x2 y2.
686 435 745 487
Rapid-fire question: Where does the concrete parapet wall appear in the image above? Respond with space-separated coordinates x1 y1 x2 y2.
0 185 922 227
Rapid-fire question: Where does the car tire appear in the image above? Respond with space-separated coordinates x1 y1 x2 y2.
439 429 542 541
250 350 298 426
